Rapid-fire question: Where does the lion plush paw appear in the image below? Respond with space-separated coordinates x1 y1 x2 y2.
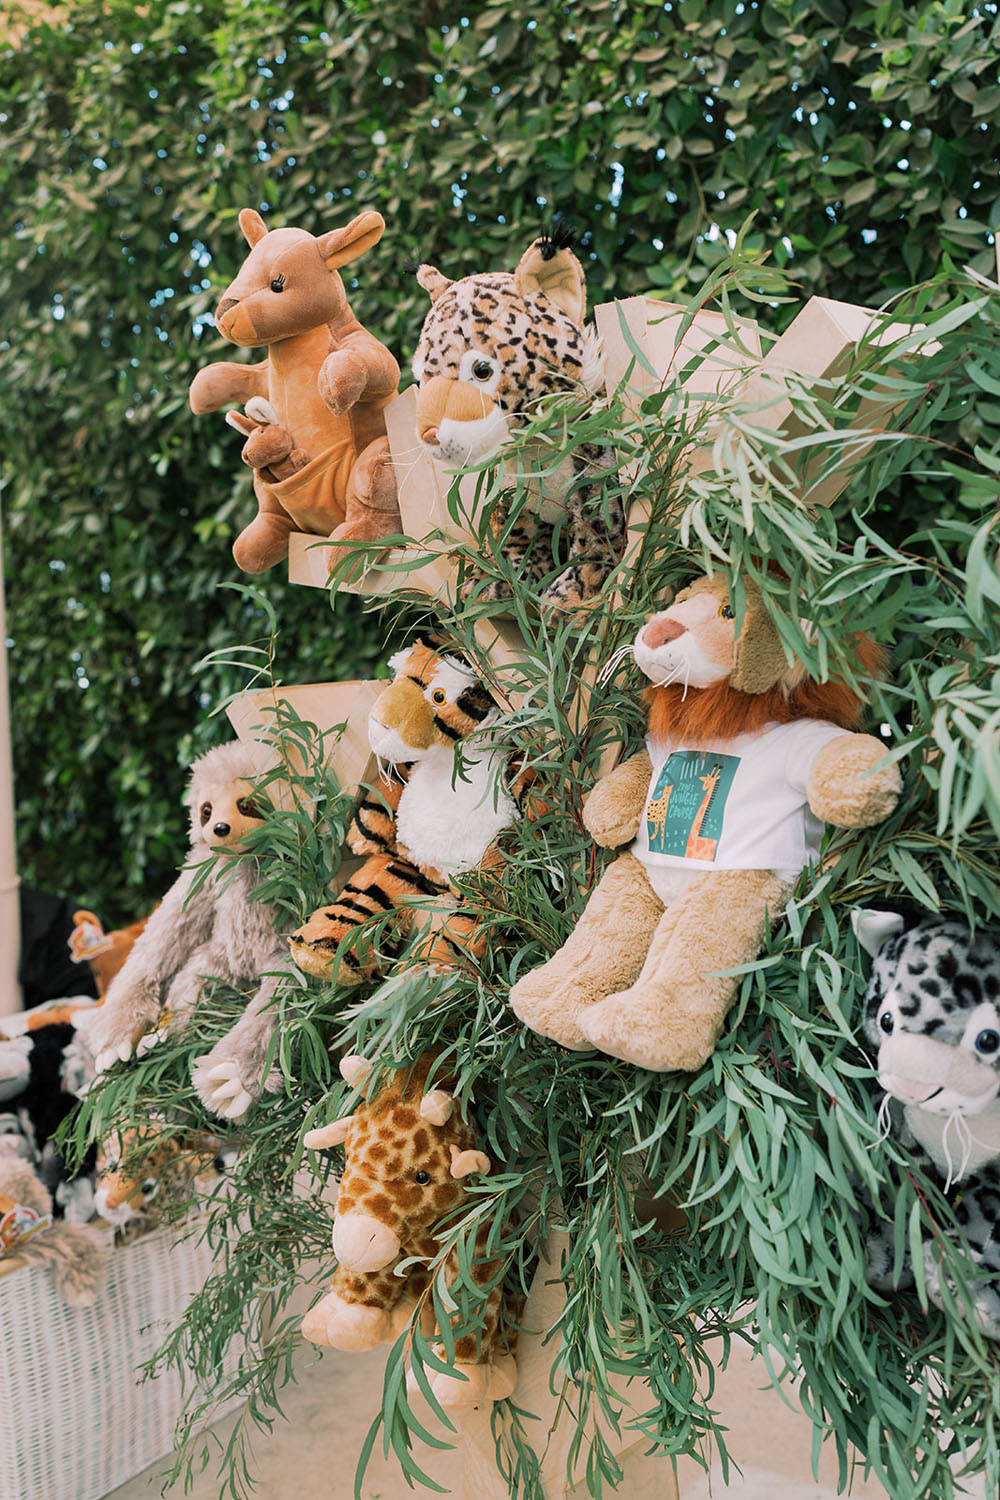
579 990 721 1073
508 967 598 1052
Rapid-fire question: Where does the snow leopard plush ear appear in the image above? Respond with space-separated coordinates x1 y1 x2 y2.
852 908 907 958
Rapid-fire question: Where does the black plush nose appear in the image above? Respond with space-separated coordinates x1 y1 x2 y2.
213 822 231 838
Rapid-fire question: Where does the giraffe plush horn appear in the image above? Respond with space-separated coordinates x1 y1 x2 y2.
420 1090 455 1126
449 1145 491 1179
339 1055 372 1088
304 1115 355 1150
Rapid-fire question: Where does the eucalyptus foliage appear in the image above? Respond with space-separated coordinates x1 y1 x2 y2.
3 0 999 918
68 252 1000 1500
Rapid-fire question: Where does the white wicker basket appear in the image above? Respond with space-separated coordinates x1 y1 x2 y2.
0 1223 242 1500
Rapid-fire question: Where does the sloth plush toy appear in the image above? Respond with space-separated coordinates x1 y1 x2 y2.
79 743 287 1090
511 572 901 1071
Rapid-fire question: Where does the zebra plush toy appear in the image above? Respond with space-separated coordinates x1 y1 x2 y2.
854 906 1000 1340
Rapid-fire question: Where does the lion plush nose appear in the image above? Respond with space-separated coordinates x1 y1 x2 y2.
333 1211 401 1272
642 616 686 649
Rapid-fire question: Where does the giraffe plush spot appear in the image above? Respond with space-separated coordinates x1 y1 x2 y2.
302 1054 516 1406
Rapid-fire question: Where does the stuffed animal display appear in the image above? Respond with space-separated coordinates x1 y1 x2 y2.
94 1125 220 1238
0 1020 96 1221
290 639 531 984
0 1139 106 1307
411 228 624 611
68 907 152 998
854 907 1000 1340
301 1054 516 1410
78 743 287 1080
510 573 902 1072
189 208 400 573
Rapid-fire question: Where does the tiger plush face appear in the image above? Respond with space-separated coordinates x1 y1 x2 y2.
856 911 1000 1119
411 232 603 468
369 640 498 765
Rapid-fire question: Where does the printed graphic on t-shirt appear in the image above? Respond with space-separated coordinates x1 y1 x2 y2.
646 750 741 861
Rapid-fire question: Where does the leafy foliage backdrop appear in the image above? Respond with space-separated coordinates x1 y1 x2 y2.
1 0 998 919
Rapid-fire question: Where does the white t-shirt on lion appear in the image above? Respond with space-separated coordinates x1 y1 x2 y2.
632 719 852 902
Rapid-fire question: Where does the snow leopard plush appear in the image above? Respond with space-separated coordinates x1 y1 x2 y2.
854 907 1000 1340
410 227 626 612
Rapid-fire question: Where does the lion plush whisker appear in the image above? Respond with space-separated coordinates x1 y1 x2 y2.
597 642 635 687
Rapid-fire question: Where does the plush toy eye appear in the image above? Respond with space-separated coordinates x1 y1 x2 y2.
414 1169 430 1185
719 603 735 620
270 275 286 293
140 1178 158 1196
200 802 212 825
430 688 447 705
236 797 260 818
879 1011 895 1035
471 359 494 381
975 1029 1000 1055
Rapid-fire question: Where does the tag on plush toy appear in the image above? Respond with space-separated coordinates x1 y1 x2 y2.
69 910 114 963
0 1202 51 1253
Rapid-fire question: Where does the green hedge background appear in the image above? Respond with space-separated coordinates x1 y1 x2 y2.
2 0 998 921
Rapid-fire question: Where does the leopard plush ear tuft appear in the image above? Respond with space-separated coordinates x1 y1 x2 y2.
514 236 586 326
729 584 790 696
416 264 453 302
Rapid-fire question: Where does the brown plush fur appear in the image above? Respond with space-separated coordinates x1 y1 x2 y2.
189 208 400 573
0 1141 105 1306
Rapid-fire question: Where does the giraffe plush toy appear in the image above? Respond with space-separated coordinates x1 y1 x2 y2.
189 208 400 574
301 1054 516 1411
510 571 902 1071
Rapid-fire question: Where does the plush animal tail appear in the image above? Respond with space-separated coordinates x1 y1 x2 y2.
21 1222 107 1308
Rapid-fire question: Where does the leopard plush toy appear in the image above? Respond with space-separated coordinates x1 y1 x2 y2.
854 907 1000 1341
411 228 625 611
290 638 532 984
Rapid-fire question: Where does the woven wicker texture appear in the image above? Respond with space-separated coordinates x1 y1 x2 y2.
0 1224 236 1500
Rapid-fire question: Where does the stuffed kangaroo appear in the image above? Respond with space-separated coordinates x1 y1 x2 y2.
189 208 401 573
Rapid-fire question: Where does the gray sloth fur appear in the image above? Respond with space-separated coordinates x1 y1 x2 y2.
78 743 287 1118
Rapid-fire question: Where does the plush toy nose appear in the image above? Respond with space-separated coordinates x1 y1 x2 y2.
217 297 239 319
333 1211 401 1273
213 822 231 838
421 426 440 446
642 616 686 649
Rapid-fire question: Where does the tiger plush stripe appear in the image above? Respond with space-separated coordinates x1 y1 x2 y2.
290 640 529 984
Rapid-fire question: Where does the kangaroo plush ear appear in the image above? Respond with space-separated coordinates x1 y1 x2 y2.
339 1055 372 1088
514 238 586 325
238 209 268 248
304 1116 355 1150
416 264 453 303
730 584 790 695
852 908 907 958
420 1089 455 1126
315 211 385 272
449 1145 491 1179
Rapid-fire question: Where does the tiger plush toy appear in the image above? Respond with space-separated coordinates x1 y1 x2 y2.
854 907 1000 1341
290 639 533 983
410 227 625 612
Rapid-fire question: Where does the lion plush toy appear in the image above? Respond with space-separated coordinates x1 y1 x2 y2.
289 638 532 985
510 573 902 1072
410 227 624 611
189 208 400 573
78 743 287 1081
